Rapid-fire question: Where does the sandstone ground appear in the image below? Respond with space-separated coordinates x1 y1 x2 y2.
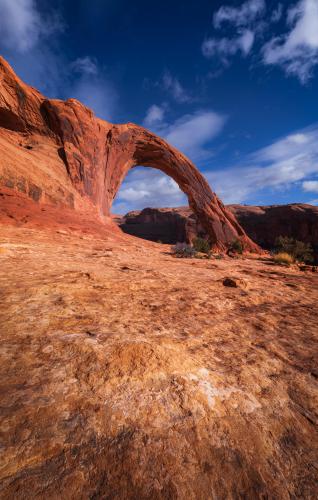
1 212 318 498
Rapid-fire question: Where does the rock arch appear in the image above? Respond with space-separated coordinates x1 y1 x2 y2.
0 56 259 252
101 123 259 251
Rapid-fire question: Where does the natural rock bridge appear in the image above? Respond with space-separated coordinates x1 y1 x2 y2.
0 56 258 252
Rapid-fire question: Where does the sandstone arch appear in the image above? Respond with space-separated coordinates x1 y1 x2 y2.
102 123 258 251
0 56 259 252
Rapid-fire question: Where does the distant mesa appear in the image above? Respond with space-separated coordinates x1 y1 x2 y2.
0 56 259 253
118 204 318 261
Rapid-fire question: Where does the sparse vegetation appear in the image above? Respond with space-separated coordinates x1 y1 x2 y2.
229 239 243 255
274 236 314 264
193 237 211 255
273 252 294 265
171 242 197 258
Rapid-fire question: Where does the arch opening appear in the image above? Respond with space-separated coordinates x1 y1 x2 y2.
100 124 257 251
112 165 195 244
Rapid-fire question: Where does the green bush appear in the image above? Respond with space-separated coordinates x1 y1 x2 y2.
171 242 197 258
193 237 211 254
274 236 314 264
229 239 243 254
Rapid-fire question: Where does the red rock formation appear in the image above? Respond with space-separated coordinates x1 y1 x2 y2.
119 204 318 261
229 203 318 254
120 207 201 244
0 56 259 253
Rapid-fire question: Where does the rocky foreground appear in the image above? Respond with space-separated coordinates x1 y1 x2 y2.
1 192 318 498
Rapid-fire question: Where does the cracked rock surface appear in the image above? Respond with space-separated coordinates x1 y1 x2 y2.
0 199 317 498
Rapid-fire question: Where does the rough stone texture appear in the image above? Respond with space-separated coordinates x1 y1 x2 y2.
1 56 317 499
0 198 318 498
0 56 258 253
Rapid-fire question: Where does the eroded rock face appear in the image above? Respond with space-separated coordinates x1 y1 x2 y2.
229 203 318 255
0 56 259 253
119 207 203 244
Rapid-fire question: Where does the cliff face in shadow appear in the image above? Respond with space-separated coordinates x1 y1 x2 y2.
118 204 318 260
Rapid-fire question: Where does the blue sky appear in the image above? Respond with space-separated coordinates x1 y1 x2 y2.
1 0 318 213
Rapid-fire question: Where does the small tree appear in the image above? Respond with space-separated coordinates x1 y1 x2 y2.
274 236 314 264
229 239 243 255
193 237 211 255
171 242 197 258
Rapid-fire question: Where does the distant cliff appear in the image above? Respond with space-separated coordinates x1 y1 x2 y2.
118 204 318 260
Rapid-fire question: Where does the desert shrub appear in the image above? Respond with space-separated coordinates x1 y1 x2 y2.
171 242 197 258
274 236 314 264
273 252 294 265
229 239 243 254
193 237 211 254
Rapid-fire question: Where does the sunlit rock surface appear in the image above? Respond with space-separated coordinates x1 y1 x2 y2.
0 56 258 253
0 191 317 498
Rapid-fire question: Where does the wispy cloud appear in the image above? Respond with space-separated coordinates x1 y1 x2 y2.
0 2 118 119
202 0 264 65
161 70 191 103
303 180 318 193
112 168 187 215
143 106 226 162
71 56 99 76
213 0 265 29
0 0 63 53
144 70 192 104
206 126 318 203
0 0 66 96
203 0 318 83
262 0 318 83
202 30 255 63
143 104 167 128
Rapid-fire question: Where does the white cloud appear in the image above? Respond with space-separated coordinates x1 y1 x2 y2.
303 180 318 192
0 0 62 53
202 30 255 62
112 168 187 214
143 104 166 127
204 0 318 82
143 108 226 162
203 0 264 65
164 111 226 160
213 0 265 28
71 56 98 76
263 0 318 83
0 0 117 118
206 125 318 203
161 70 191 103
